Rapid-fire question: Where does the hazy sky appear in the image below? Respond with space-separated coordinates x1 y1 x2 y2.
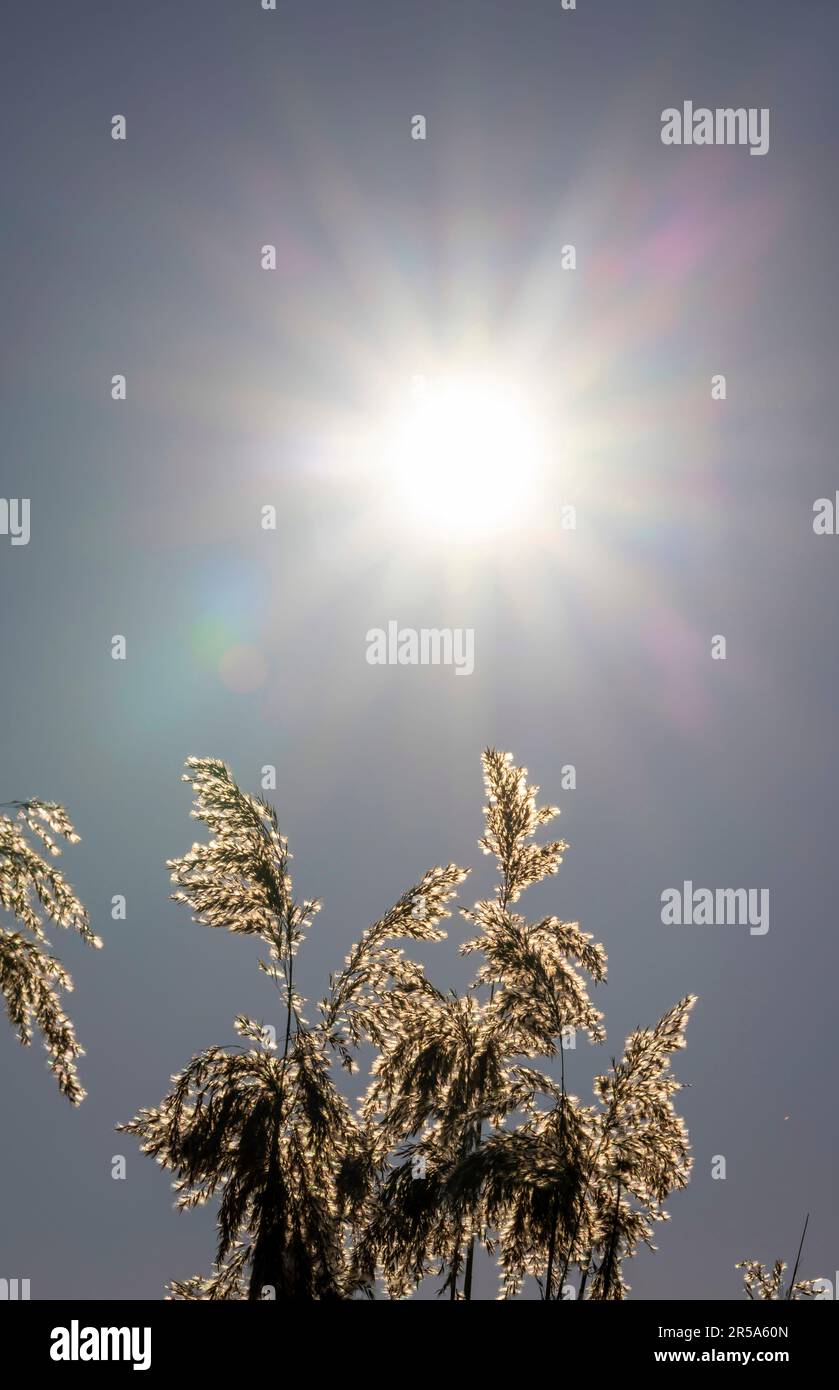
1 0 838 1300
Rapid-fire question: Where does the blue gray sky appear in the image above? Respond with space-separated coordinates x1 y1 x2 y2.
1 0 838 1300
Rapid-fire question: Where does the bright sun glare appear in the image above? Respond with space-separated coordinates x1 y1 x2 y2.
383 374 545 539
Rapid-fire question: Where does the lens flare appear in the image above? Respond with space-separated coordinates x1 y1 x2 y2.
383 375 545 539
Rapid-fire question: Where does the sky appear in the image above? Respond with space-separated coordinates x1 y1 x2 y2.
1 0 838 1301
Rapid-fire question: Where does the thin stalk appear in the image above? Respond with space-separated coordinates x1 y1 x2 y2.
463 1238 475 1300
459 865 511 1299
545 1194 560 1300
787 1213 810 1299
557 1100 619 1293
545 1006 567 1300
578 1248 593 1301
598 1179 622 1300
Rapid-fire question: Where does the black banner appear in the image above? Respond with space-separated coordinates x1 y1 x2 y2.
2 1298 833 1377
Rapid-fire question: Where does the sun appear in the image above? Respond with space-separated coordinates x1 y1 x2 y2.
381 373 545 540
